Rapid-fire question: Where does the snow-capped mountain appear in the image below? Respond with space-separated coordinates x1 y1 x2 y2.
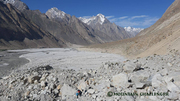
124 26 144 37
79 14 107 25
45 7 66 19
45 7 115 44
79 14 131 40
0 0 29 11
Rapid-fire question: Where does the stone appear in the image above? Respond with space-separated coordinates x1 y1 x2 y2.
41 81 46 87
123 63 135 73
166 82 180 92
57 85 61 90
25 91 30 97
77 80 87 91
28 75 41 84
112 73 128 88
167 63 172 67
166 92 179 100
40 94 53 101
49 83 56 90
135 82 146 89
168 72 180 86
151 74 165 88
160 68 168 76
87 89 95 94
61 84 76 100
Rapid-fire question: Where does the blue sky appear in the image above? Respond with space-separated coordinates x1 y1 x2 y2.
21 0 174 28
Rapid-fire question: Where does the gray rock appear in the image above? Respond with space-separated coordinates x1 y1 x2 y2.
160 68 168 76
135 82 146 89
28 75 41 84
41 81 46 87
112 73 128 88
87 89 95 94
123 63 135 73
167 63 173 67
166 92 179 100
40 94 53 101
77 80 87 91
166 82 180 92
151 74 165 88
61 84 76 100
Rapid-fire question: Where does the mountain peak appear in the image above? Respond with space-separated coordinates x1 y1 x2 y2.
97 13 105 24
97 13 105 17
79 13 107 25
124 26 144 37
46 7 66 19
0 0 29 11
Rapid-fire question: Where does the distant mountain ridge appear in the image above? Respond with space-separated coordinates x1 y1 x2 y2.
79 14 132 41
0 0 135 49
124 26 143 37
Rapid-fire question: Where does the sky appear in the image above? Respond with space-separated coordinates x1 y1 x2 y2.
21 0 175 28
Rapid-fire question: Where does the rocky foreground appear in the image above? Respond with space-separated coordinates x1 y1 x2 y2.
0 50 180 101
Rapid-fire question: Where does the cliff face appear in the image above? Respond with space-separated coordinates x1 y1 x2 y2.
0 2 64 49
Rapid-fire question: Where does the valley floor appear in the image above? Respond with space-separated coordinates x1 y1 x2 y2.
0 48 124 78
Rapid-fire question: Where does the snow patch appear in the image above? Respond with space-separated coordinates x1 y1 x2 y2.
2 0 15 4
124 26 144 36
79 13 106 25
46 7 66 19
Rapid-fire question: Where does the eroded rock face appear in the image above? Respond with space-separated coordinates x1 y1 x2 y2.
0 50 180 101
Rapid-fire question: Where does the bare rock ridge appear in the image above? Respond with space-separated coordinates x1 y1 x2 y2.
0 2 64 49
0 0 29 11
44 7 113 45
79 14 132 41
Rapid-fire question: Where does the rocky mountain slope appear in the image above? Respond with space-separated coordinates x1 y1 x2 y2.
0 0 113 46
45 8 113 45
79 14 132 41
86 0 180 58
0 2 64 49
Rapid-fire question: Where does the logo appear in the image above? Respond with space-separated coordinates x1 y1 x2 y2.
107 91 113 97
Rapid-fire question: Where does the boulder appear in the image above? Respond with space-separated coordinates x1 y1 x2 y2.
167 63 173 67
130 71 150 83
28 75 41 84
112 73 128 88
168 72 180 86
166 92 179 100
166 82 180 92
135 82 146 89
61 84 76 100
123 63 135 73
151 74 165 88
87 89 95 94
77 80 87 91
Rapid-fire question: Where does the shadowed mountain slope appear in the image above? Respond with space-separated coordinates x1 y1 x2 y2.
0 2 64 49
